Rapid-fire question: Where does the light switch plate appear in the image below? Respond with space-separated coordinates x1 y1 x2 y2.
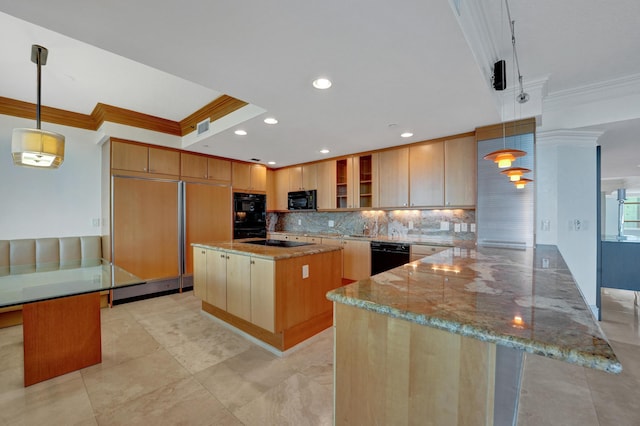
302 264 309 279
470 223 476 233
328 220 334 227
461 223 468 232
440 221 449 231
454 223 461 232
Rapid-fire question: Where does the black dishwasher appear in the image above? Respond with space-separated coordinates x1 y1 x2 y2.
370 241 411 275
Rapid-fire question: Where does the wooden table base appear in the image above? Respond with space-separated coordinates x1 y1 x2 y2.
22 292 102 387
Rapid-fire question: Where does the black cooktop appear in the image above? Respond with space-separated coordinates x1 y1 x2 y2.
244 239 313 248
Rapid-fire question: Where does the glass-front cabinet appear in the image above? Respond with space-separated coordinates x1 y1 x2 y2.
336 154 377 209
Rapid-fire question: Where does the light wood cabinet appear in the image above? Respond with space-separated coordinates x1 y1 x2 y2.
193 248 207 300
444 136 476 207
112 177 180 280
207 249 228 310
250 257 275 332
409 141 444 207
184 182 231 275
343 239 371 280
356 154 377 208
336 158 354 209
226 252 252 321
274 168 290 210
181 153 231 183
112 140 179 176
233 163 267 192
379 148 409 208
321 237 370 280
316 161 336 210
288 164 318 191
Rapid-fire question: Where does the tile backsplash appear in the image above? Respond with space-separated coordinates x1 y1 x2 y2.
267 209 476 241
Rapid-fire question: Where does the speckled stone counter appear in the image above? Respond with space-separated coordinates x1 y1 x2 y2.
327 244 621 373
268 231 475 249
192 240 342 261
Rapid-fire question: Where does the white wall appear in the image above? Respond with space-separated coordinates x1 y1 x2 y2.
536 131 601 316
0 115 102 239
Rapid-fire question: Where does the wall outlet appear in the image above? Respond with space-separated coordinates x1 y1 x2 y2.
454 223 461 233
541 220 550 231
92 218 100 227
408 221 414 230
328 220 334 227
298 219 302 226
302 264 309 279
440 221 449 231
470 223 476 233
461 223 468 232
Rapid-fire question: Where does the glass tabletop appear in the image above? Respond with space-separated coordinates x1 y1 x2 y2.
0 259 145 308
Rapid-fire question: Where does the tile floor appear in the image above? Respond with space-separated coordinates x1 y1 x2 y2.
0 288 637 425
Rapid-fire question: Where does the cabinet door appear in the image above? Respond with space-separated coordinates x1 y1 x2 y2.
343 240 370 280
302 164 318 190
316 161 336 210
288 166 303 191
184 183 232 274
444 136 476 207
274 168 290 210
207 249 227 310
113 177 180 280
409 142 444 207
250 257 275 332
336 158 355 209
321 238 344 277
250 164 267 191
378 148 409 208
181 153 208 179
232 163 251 190
226 253 251 321
193 248 207 300
112 141 148 172
354 154 377 208
207 158 232 183
148 147 180 175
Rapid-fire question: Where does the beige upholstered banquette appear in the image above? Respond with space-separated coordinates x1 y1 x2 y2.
0 236 104 328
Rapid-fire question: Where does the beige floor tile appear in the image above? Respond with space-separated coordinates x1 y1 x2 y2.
121 295 190 321
233 372 333 426
517 354 599 426
0 374 96 426
94 377 239 426
135 308 216 349
283 328 334 386
82 348 191 417
168 291 202 311
99 303 134 324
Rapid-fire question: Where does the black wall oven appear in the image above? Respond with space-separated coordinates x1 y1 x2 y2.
233 192 267 239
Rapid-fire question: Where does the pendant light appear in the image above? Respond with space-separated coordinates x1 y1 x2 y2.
500 166 531 181
513 178 532 189
11 45 65 169
484 148 526 168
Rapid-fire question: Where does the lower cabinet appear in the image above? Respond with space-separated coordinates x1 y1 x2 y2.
193 248 275 332
322 238 370 281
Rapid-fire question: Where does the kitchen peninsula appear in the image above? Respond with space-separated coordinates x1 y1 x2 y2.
192 240 342 351
327 245 621 425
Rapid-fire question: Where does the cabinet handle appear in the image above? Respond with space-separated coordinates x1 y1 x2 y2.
226 255 230 259
220 254 225 258
250 260 255 265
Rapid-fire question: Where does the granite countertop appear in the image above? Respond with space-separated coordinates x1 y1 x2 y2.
326 244 621 373
192 240 342 260
269 231 474 249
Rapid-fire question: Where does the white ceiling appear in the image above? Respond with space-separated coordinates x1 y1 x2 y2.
0 0 639 177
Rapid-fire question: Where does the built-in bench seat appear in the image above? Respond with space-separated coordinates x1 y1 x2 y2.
0 236 105 328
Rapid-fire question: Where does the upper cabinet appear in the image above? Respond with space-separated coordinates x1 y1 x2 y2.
334 155 377 209
379 149 409 208
273 168 290 210
444 136 476 207
409 141 444 207
181 153 231 183
336 158 354 209
111 140 180 176
289 164 318 191
316 160 336 210
232 163 267 192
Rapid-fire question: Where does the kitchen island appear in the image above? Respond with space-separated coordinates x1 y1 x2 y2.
327 244 620 425
193 240 342 351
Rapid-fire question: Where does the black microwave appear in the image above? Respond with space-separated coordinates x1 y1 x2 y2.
288 190 317 210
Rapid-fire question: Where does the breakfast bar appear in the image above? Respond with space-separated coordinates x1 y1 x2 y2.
327 245 621 425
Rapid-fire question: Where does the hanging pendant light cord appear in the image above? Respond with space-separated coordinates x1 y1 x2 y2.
505 0 528 103
35 47 42 130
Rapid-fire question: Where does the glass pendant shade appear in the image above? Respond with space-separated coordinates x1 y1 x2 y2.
514 178 533 189
12 128 65 168
483 149 526 169
500 167 531 182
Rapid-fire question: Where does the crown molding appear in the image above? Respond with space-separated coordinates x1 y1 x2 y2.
544 73 640 111
0 94 247 138
536 129 603 146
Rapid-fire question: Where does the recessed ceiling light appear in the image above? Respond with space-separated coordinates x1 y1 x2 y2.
312 78 332 89
401 132 413 138
320 149 330 154
267 161 276 165
234 129 247 136
264 117 278 125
